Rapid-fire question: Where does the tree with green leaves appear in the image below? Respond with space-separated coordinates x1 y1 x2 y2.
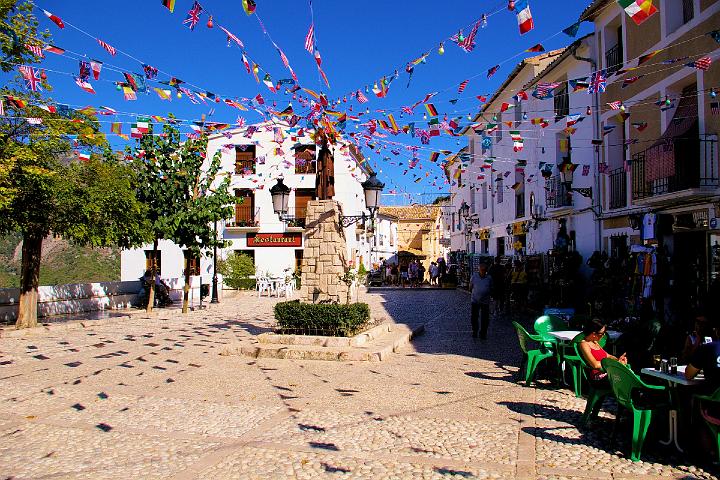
168 131 233 313
0 0 49 210
0 95 150 328
131 122 233 313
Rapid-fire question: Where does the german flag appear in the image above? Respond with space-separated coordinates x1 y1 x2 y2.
162 0 176 12
425 103 438 117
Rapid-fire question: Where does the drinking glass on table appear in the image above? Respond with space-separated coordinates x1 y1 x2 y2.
653 354 662 370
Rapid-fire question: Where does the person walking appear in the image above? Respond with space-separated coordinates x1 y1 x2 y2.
470 263 493 339
429 262 438 285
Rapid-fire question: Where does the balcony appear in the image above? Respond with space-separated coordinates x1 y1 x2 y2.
226 205 259 230
608 168 627 210
632 134 719 204
294 159 317 175
546 176 573 210
605 43 622 74
515 193 526 219
285 207 307 230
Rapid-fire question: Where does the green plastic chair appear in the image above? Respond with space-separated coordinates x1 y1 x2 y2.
696 387 720 460
533 315 568 345
602 357 668 462
567 333 608 399
512 321 555 387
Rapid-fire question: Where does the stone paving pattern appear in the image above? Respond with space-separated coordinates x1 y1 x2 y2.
0 289 717 479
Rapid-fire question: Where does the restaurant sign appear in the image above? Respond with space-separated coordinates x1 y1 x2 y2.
247 232 302 247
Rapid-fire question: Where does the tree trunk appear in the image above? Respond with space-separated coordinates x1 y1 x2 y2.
182 264 191 314
146 238 158 313
16 231 43 329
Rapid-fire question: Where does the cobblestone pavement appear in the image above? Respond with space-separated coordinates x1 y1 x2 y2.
0 289 717 479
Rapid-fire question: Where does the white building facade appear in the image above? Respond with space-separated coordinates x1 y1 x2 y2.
121 122 374 291
448 36 600 275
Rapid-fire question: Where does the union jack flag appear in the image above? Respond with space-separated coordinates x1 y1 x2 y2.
183 1 203 30
401 106 414 115
25 44 44 58
19 66 42 92
304 24 314 53
356 90 368 104
589 70 607 94
97 39 116 56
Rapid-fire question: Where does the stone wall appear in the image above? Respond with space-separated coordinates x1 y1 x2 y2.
299 200 349 304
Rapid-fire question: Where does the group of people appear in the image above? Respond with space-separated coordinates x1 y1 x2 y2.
469 257 530 337
382 257 447 288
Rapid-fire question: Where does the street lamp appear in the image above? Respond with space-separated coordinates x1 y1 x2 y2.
459 201 470 220
506 224 513 236
211 219 219 303
340 172 385 227
270 177 291 221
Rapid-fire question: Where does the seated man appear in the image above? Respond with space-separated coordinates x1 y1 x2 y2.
685 337 720 389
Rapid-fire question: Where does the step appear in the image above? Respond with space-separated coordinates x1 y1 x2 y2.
221 323 425 362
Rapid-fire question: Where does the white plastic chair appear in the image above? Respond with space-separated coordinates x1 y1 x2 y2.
257 277 273 298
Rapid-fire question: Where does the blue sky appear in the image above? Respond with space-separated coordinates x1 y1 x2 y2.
14 0 592 203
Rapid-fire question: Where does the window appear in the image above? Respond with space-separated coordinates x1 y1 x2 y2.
496 178 504 204
145 250 161 275
452 213 456 232
514 98 523 123
604 25 623 74
294 145 317 174
183 250 200 277
295 249 303 272
470 188 476 213
293 188 314 227
557 133 572 164
481 239 489 254
497 237 505 256
495 113 503 141
515 170 526 219
234 189 255 225
666 0 693 33
554 83 569 119
235 145 256 174
482 183 488 210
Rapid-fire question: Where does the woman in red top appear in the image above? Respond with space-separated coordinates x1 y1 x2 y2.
579 318 627 388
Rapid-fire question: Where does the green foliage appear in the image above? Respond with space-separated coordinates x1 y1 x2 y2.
273 301 371 337
218 252 255 289
0 1 49 73
358 263 368 276
131 122 234 257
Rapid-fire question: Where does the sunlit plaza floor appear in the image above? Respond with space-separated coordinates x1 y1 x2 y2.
0 289 716 479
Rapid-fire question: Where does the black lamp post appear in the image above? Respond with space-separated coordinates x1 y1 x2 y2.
211 219 219 303
270 177 291 221
506 224 513 236
340 173 385 227
459 201 470 220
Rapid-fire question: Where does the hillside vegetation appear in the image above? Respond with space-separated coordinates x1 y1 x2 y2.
0 234 120 288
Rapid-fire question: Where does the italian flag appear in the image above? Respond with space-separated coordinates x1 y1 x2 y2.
617 0 658 25
510 131 524 152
